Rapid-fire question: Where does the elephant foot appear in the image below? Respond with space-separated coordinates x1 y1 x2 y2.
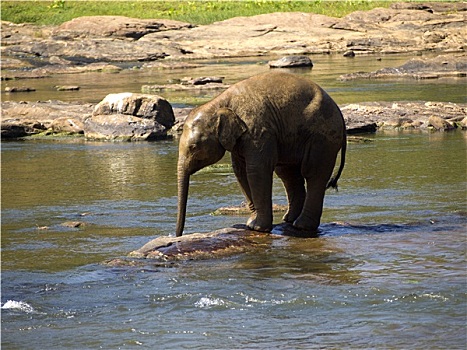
293 215 319 232
247 216 272 232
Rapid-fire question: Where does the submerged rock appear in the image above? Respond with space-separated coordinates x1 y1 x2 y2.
128 226 270 261
125 223 318 262
55 85 80 91
4 86 36 93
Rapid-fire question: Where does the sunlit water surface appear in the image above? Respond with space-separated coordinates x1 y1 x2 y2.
2 55 466 349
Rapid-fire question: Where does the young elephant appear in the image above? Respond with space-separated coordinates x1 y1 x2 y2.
176 71 346 237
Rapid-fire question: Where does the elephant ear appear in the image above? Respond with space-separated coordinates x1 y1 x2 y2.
216 108 247 151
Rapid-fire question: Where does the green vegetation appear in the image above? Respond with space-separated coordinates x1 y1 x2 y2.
2 1 395 26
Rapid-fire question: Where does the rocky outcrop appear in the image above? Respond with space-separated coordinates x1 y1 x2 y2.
1 94 178 140
1 100 93 138
143 4 466 59
340 54 467 80
2 99 465 139
2 4 466 77
341 101 467 131
84 93 175 141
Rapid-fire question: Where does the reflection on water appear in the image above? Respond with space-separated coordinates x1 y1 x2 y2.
2 130 466 349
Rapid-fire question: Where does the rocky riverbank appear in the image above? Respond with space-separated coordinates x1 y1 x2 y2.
2 2 466 80
2 98 465 140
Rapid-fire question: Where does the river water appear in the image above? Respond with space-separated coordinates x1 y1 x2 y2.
2 55 466 349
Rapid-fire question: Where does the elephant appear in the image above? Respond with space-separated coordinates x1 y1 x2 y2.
176 71 346 237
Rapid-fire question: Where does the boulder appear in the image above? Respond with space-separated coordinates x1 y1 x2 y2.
268 55 313 68
84 114 168 141
85 93 175 141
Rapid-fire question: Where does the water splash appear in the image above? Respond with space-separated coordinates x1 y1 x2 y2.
1 300 36 313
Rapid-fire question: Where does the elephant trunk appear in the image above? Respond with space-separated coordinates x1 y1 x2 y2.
175 165 190 237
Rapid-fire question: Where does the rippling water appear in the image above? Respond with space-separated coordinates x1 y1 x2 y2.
2 131 466 349
2 55 466 349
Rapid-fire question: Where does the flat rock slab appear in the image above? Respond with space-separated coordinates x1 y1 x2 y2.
3 4 466 76
340 54 467 80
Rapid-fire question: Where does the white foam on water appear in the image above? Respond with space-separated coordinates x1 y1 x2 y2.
195 297 225 308
1 300 36 313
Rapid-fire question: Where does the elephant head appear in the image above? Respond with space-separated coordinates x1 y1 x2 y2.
176 107 247 236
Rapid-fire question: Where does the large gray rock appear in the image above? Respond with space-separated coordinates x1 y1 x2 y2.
84 114 168 141
84 93 175 141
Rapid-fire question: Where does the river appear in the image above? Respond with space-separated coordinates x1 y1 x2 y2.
2 55 466 349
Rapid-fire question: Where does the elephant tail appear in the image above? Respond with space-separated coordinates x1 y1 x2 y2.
326 131 347 191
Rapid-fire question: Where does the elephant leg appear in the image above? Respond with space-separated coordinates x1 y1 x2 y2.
231 154 255 215
294 142 339 232
275 165 306 223
293 179 327 232
245 161 274 232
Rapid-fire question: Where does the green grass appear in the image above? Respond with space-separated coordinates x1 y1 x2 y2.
2 1 395 26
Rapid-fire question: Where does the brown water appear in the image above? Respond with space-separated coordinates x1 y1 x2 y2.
1 55 466 349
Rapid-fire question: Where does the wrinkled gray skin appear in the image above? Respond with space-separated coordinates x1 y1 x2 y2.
176 72 346 237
